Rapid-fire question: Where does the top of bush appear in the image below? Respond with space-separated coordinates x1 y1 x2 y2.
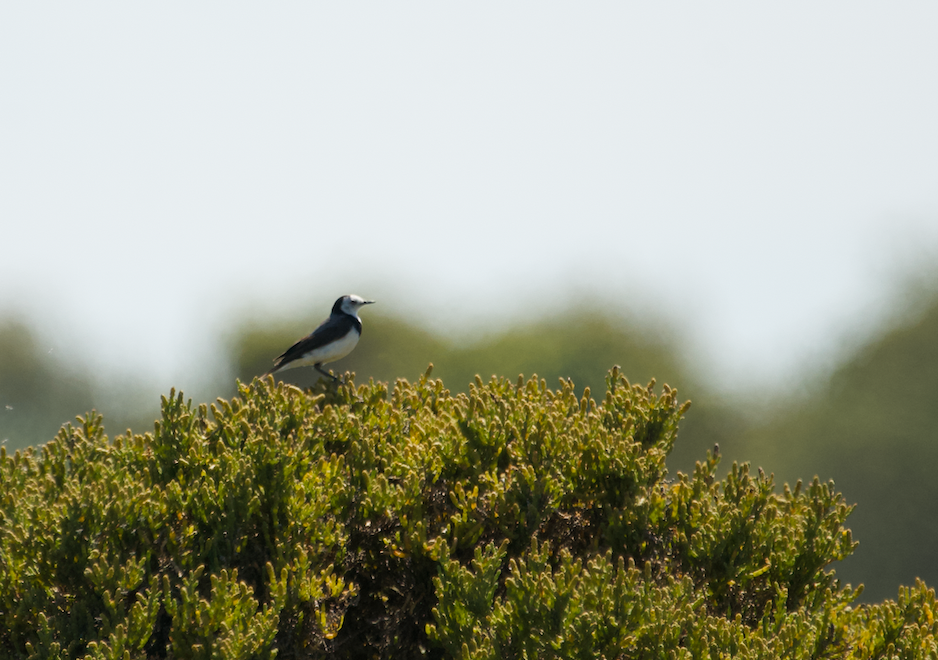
0 367 935 659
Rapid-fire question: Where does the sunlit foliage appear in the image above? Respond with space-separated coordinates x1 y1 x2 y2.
229 310 729 472
2 367 934 658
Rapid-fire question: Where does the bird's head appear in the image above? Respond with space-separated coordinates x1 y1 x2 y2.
335 294 375 317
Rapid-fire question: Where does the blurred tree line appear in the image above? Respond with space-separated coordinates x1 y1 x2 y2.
0 319 95 450
2 289 938 603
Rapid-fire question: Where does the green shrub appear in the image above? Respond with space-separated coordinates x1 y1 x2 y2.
0 367 935 659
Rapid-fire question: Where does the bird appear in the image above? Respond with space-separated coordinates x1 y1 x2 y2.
266 294 375 381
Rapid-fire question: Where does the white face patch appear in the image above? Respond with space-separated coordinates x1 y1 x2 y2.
340 295 370 317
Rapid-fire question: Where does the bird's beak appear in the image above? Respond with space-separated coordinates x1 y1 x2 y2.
364 300 376 305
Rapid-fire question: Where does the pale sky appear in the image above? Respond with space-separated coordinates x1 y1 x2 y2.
2 4 938 396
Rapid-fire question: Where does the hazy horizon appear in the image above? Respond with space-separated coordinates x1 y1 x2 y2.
3 3 937 398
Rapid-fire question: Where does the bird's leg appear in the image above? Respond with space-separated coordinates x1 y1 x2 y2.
314 363 339 382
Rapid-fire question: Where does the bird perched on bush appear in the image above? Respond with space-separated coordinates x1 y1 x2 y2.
266 294 375 381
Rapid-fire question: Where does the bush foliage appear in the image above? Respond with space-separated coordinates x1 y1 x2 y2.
1 367 937 659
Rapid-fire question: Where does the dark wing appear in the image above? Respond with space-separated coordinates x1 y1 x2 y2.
267 316 354 374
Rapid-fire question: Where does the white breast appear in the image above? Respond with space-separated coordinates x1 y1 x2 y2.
282 329 361 370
